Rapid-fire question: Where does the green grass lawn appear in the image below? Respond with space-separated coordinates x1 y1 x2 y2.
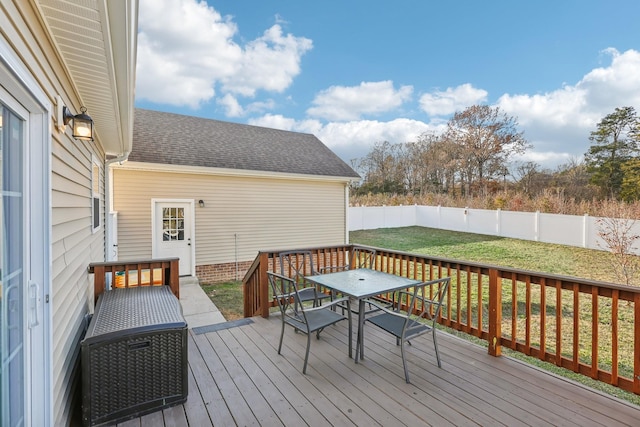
202 226 640 406
351 226 619 282
200 281 245 321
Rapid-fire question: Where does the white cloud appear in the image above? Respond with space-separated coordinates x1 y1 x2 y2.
316 119 444 163
580 48 640 112
316 119 435 147
136 0 311 108
512 150 574 170
248 114 299 131
249 114 444 162
248 114 324 135
245 99 277 115
307 81 413 121
497 49 640 159
217 94 244 117
221 25 312 96
419 83 488 116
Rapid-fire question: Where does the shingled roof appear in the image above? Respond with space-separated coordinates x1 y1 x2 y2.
129 109 360 179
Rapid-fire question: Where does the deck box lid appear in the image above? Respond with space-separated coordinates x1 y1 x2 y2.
83 286 186 342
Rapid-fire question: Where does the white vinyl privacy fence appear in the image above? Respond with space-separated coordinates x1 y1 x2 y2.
349 205 640 255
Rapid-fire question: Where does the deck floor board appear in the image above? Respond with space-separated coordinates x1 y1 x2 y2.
111 315 640 427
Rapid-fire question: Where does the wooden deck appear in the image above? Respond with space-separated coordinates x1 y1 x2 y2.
114 315 640 427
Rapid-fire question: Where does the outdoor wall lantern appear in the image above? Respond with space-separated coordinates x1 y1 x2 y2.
63 105 94 141
56 96 94 141
199 199 205 208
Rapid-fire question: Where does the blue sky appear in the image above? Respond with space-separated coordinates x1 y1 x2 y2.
135 0 640 170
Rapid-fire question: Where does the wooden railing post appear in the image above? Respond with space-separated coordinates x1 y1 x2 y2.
92 264 106 304
259 252 270 318
488 268 502 357
168 258 180 299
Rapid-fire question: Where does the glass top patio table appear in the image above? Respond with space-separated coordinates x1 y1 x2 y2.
308 268 422 362
308 268 422 299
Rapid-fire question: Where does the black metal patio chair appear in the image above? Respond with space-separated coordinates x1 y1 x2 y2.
279 250 332 307
320 246 377 273
362 277 450 383
268 272 352 374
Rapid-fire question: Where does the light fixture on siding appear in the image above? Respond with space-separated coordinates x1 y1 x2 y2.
63 106 94 141
198 200 205 208
56 96 94 141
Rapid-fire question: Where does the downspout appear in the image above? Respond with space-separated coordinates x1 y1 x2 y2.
344 182 350 243
104 152 130 261
345 177 360 243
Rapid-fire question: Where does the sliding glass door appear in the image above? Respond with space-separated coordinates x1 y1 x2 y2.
0 78 49 426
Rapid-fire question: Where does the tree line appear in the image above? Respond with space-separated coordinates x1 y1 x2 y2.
351 105 640 205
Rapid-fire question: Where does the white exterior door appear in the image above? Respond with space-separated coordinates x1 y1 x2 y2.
0 80 50 425
153 200 194 276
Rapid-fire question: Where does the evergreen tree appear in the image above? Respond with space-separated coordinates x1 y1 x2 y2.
585 107 639 199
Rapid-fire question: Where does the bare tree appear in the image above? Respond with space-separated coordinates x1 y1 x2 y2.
446 105 530 196
512 161 539 195
413 132 456 194
596 203 640 286
399 141 424 194
359 141 396 193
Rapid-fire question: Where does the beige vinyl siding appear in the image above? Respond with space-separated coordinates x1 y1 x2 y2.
51 135 105 425
3 2 108 425
113 168 348 266
51 115 106 426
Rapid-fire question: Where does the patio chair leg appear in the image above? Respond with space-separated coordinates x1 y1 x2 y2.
277 321 285 355
303 333 311 374
400 340 410 383
432 327 441 368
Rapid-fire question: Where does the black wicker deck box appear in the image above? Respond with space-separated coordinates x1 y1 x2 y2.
81 286 188 426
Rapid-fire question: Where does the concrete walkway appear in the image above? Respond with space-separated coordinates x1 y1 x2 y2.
179 276 227 328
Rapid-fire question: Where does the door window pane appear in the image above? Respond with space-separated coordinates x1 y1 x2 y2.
162 207 185 241
0 104 25 427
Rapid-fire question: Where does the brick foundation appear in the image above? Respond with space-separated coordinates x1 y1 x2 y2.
196 261 253 284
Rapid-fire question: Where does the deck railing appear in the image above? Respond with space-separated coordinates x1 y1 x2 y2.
243 244 640 396
88 258 180 303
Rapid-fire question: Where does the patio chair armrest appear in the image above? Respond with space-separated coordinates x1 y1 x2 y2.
405 277 450 304
396 289 434 305
405 293 440 307
305 296 351 313
364 299 406 318
273 290 297 300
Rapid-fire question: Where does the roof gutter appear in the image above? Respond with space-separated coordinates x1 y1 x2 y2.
104 151 130 261
115 160 360 183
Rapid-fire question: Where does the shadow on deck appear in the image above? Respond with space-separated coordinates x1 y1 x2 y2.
114 315 640 426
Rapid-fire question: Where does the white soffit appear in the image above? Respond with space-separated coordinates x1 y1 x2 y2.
35 0 137 156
